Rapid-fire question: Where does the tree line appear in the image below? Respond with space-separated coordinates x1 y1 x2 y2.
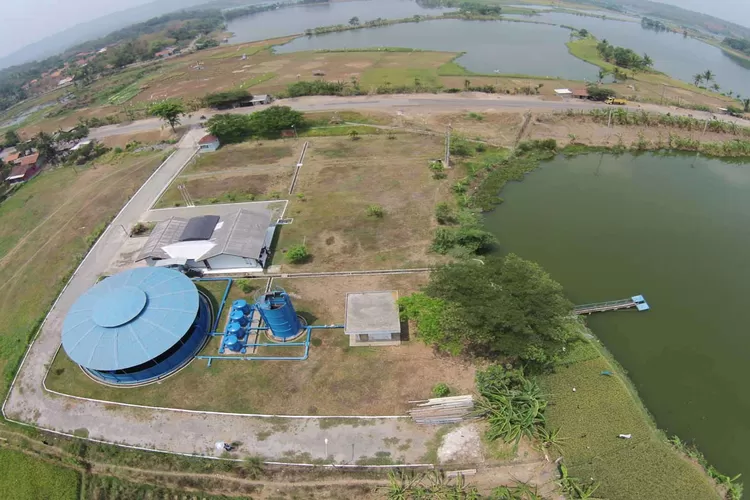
596 39 654 71
723 37 750 56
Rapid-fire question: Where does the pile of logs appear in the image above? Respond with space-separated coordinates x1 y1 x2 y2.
408 395 474 425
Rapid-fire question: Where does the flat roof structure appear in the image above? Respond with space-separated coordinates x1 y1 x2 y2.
61 268 213 386
345 291 400 336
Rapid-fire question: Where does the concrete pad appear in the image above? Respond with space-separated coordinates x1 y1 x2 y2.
143 200 287 223
345 291 400 335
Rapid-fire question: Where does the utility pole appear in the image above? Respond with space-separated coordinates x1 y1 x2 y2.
444 124 452 169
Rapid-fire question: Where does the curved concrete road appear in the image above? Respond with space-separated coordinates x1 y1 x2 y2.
89 93 742 140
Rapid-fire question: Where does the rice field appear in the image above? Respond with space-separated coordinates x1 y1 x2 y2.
0 449 80 500
539 338 721 500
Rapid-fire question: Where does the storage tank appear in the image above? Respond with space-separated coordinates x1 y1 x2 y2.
255 289 302 340
227 321 245 340
232 299 251 315
229 309 249 327
224 334 242 353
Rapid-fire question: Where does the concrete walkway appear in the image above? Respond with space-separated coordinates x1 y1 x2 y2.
1 130 441 463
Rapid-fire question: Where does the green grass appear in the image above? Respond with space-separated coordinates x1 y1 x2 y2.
299 125 384 138
437 58 472 76
107 82 143 105
0 152 164 400
539 337 721 500
360 68 439 88
0 449 80 500
238 72 277 89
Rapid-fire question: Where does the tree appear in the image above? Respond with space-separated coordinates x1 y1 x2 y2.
703 70 714 82
578 28 589 37
743 98 750 112
586 85 617 101
4 129 20 147
349 129 360 141
286 244 309 264
693 74 704 86
711 83 721 92
401 254 576 368
207 114 255 143
349 16 360 26
149 100 185 131
643 53 653 68
34 131 57 163
250 106 306 138
597 69 609 82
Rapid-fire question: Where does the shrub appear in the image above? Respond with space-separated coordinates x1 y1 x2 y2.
286 244 309 264
467 112 484 121
435 203 456 225
586 85 617 101
287 80 347 97
236 279 255 294
113 147 123 154
429 160 446 179
450 139 474 157
432 383 451 398
366 204 384 218
130 222 149 236
349 129 360 141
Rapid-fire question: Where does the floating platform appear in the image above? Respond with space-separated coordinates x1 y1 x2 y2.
574 295 650 315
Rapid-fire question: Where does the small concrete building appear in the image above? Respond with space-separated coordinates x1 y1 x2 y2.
345 291 402 347
198 135 220 152
136 209 275 272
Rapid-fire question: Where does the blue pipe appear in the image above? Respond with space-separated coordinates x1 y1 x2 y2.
193 277 233 332
199 327 313 362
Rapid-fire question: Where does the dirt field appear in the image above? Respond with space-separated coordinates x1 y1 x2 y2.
155 140 301 207
0 151 166 396
46 274 477 416
275 134 455 271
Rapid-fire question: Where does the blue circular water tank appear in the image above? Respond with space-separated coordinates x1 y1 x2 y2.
225 334 242 352
255 291 301 340
229 309 248 327
232 299 250 315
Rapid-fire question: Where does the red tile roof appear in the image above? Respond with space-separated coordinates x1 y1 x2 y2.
199 135 219 145
18 153 40 166
7 165 29 180
6 152 20 163
572 88 590 97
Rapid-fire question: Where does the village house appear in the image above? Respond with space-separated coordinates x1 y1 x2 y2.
5 153 42 184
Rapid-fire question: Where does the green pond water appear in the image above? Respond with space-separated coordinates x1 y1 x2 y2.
485 152 750 480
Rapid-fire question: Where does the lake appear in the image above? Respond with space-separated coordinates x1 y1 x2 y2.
507 11 750 96
485 152 750 480
274 19 600 79
225 0 454 44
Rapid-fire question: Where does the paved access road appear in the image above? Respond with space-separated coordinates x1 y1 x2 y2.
1 127 439 463
89 93 741 140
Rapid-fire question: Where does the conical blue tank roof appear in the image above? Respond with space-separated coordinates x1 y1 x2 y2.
62 268 199 371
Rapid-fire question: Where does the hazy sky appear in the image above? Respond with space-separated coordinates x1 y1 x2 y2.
657 0 750 28
1 0 750 60
0 0 154 58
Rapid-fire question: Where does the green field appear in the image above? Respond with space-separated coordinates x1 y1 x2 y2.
0 151 164 399
540 335 721 500
0 448 80 500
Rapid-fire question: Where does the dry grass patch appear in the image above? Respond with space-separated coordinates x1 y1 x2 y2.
46 274 477 416
155 141 301 207
275 134 455 271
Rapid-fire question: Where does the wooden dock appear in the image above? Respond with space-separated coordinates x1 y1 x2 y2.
574 295 649 315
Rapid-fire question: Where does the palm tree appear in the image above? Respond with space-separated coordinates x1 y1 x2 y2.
711 83 720 92
693 73 704 86
597 69 608 81
643 53 654 68
743 98 750 112
703 69 714 82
